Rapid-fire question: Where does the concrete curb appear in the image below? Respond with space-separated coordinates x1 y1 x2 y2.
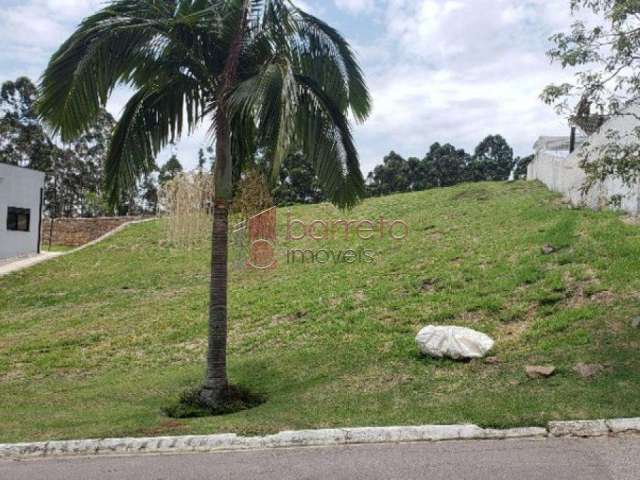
548 418 640 437
0 252 64 277
3 419 640 459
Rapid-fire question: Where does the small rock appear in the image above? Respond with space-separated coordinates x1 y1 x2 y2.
590 290 615 304
632 317 640 328
484 356 501 365
525 365 556 378
541 244 556 255
420 279 438 292
271 314 288 324
353 291 366 303
573 363 605 379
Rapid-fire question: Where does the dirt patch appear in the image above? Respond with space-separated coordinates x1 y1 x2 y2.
178 339 206 352
449 256 464 266
590 290 616 304
135 420 187 436
458 311 486 324
426 231 444 241
498 321 530 342
420 278 439 292
339 368 415 393
562 272 617 308
270 309 308 325
450 187 492 202
495 304 537 343
352 291 367 304
622 215 640 226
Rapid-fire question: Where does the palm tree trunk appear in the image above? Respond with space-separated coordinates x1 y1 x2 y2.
201 108 233 405
203 197 230 401
200 0 250 407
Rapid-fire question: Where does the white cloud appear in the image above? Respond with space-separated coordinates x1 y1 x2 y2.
334 0 377 13
0 0 104 81
293 0 320 13
344 0 582 171
44 0 103 19
0 0 586 172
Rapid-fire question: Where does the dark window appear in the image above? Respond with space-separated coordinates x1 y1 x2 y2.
7 207 30 232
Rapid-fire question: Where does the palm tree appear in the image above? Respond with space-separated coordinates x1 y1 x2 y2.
38 0 370 408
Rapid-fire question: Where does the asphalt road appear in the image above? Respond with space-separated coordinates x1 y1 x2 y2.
2 437 640 480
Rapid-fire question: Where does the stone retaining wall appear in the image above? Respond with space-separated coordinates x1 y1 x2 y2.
41 217 144 247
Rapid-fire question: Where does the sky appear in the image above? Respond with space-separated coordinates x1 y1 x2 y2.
0 0 579 173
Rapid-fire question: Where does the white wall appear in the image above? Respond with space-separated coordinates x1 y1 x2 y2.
0 163 45 259
528 107 640 216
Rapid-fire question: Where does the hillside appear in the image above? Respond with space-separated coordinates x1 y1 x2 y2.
2 181 640 443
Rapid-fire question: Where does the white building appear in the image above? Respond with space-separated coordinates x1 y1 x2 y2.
529 104 640 216
0 163 46 259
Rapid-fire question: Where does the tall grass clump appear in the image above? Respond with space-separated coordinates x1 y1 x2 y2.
159 172 214 249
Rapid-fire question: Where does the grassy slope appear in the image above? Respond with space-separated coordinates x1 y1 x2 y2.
2 181 640 443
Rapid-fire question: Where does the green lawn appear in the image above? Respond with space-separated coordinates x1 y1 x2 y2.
41 244 78 253
2 181 640 443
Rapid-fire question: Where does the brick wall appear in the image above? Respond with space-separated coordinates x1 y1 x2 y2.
41 217 143 247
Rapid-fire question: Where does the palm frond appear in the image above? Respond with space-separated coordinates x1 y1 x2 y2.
37 0 176 140
295 74 364 208
230 0 369 207
105 75 204 205
292 7 371 123
39 0 371 210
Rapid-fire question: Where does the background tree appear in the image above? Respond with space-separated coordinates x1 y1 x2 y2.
67 110 116 216
467 134 515 181
140 173 159 214
513 154 534 180
38 0 370 409
197 146 216 172
272 152 326 205
197 149 207 172
44 114 118 218
49 149 85 217
366 137 518 197
159 155 184 185
542 0 640 188
0 77 55 171
367 151 412 196
0 77 120 217
422 142 468 188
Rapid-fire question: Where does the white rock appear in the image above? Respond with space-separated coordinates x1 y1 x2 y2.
416 325 495 359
